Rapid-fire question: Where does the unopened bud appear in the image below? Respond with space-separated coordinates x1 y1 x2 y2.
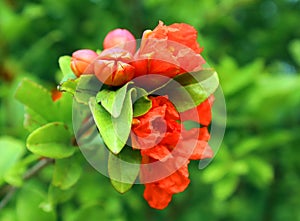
70 49 98 77
94 48 135 86
103 29 136 55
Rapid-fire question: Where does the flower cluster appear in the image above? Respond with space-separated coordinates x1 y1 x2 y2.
62 21 217 210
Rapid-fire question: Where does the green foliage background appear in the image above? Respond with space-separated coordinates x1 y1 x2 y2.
1 0 300 220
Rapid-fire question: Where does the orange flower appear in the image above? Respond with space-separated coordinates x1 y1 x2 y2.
131 96 181 160
94 48 135 86
130 21 205 90
148 21 203 54
132 96 213 209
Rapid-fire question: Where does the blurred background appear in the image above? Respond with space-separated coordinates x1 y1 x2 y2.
0 0 300 220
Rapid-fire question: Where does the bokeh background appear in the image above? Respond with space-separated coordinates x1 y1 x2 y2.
1 0 300 220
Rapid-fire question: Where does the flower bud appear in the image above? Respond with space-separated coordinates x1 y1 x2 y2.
94 48 135 86
103 29 136 54
70 49 98 77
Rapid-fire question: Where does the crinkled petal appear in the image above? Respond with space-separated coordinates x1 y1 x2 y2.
141 144 172 160
158 164 190 194
144 183 173 210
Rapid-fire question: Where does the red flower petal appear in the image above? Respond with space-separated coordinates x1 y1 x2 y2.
144 183 173 210
150 21 203 54
175 127 213 160
141 144 171 160
158 164 190 194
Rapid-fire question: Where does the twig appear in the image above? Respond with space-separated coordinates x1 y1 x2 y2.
0 158 54 211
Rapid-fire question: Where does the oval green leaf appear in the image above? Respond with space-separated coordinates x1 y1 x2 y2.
26 122 75 159
108 147 141 193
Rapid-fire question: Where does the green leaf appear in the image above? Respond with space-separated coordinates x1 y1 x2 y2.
26 122 75 159
289 39 300 66
133 96 152 117
16 182 56 221
42 184 75 212
96 89 118 116
4 154 39 187
213 175 239 201
23 107 48 132
156 69 219 112
15 78 59 122
72 204 108 221
58 55 76 78
52 155 82 190
246 156 273 188
89 98 128 154
58 78 78 95
108 147 141 193
96 82 152 117
0 136 25 184
201 162 229 183
75 75 102 104
96 82 134 118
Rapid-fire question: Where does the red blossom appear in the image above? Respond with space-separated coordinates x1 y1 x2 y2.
131 96 181 159
142 155 190 210
131 96 213 209
130 21 205 89
149 21 203 54
175 127 213 160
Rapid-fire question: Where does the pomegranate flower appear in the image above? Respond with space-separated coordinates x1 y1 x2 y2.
94 48 135 86
131 96 213 209
70 49 98 77
130 21 205 89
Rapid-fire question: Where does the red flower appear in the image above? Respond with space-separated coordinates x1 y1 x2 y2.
94 48 135 86
131 96 213 209
130 21 205 90
148 21 203 54
131 96 181 160
141 156 190 210
103 28 136 55
175 127 213 160
70 49 98 77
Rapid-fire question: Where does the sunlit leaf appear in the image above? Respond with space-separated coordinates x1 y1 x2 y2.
52 155 82 190
155 69 219 112
213 175 239 201
26 122 75 159
58 78 78 95
58 56 76 78
74 75 102 104
108 147 141 193
89 97 126 154
15 78 59 121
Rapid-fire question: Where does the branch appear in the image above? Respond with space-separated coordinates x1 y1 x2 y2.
0 158 54 211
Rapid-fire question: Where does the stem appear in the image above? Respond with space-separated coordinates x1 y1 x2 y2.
0 158 54 211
